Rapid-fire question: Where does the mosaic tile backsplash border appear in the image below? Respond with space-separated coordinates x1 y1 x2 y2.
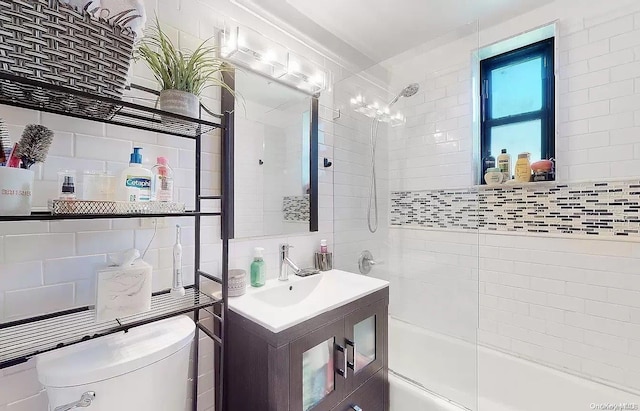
390 180 640 238
283 195 310 222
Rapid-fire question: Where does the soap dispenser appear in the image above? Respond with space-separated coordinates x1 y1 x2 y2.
250 247 266 287
118 147 152 202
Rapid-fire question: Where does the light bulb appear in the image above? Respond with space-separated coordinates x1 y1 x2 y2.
237 35 248 50
311 72 324 86
262 50 276 63
288 60 300 74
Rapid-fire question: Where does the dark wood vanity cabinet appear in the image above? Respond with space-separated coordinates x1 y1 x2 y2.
226 287 389 411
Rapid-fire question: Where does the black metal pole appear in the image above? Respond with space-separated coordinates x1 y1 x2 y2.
191 105 203 411
219 110 232 411
310 96 319 232
221 70 235 239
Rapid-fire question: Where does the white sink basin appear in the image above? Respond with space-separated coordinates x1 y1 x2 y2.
252 274 322 307
229 269 388 333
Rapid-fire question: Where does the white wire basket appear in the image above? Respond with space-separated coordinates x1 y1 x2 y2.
48 199 187 215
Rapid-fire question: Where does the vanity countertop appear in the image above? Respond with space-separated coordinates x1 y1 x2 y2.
228 269 389 333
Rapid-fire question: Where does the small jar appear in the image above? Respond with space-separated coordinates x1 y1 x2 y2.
484 167 504 186
228 269 247 297
531 160 555 182
515 153 532 183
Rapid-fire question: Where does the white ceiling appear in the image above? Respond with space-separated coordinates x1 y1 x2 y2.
234 0 554 66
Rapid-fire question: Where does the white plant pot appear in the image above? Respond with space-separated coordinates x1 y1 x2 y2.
0 167 35 216
159 90 200 124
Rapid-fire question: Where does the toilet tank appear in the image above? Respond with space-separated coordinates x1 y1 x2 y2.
37 315 195 411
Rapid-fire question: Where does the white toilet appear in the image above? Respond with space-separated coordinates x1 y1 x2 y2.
36 315 195 411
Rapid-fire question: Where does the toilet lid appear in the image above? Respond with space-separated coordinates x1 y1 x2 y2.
36 315 195 387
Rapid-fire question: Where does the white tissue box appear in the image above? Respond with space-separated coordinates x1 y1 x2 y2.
95 260 153 323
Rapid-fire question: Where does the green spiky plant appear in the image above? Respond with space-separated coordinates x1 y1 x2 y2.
135 17 234 97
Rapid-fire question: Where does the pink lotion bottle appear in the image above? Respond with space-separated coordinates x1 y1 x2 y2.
151 156 174 202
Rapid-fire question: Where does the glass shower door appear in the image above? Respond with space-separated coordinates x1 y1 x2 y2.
332 20 480 411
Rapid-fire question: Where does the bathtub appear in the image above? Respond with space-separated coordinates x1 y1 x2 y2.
388 317 640 411
389 371 464 411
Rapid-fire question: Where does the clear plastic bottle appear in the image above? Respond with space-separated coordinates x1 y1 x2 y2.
250 247 266 287
151 156 174 202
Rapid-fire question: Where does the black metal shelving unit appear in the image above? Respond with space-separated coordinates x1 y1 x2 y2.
0 210 222 222
0 72 230 411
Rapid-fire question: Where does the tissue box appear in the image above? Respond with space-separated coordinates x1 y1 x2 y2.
95 260 153 323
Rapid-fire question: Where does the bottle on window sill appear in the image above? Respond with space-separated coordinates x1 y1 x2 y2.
515 152 532 183
497 149 512 182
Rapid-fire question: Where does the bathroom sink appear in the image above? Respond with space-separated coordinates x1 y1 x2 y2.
229 269 388 333
252 274 322 307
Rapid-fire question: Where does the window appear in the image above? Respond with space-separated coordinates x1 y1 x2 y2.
480 38 555 180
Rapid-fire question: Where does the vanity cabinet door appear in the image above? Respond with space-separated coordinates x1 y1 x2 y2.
344 301 387 394
290 319 347 411
332 369 385 411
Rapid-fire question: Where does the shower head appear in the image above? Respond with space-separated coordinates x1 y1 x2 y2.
401 83 420 97
389 83 420 106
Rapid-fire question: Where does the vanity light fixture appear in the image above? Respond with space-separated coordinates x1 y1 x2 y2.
221 26 288 78
221 25 328 94
280 52 327 94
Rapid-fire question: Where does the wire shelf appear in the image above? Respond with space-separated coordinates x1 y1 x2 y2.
0 288 220 369
0 210 221 222
0 72 223 138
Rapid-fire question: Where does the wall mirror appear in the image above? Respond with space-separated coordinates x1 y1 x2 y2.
223 69 318 239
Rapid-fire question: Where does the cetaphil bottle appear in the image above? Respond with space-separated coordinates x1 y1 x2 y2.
118 147 152 202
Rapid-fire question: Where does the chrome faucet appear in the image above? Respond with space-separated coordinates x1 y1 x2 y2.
54 392 95 411
279 243 301 281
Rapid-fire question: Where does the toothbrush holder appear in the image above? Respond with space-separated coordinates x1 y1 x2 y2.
228 269 247 297
0 167 34 216
314 252 333 272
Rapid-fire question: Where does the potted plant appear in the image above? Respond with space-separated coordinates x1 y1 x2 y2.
136 17 234 121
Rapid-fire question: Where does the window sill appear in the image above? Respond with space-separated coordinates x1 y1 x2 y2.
476 180 559 190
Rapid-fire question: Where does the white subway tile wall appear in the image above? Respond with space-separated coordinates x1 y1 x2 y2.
378 0 640 397
0 0 336 409
479 234 640 390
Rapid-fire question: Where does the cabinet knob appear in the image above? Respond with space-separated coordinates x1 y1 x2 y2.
351 406 363 411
